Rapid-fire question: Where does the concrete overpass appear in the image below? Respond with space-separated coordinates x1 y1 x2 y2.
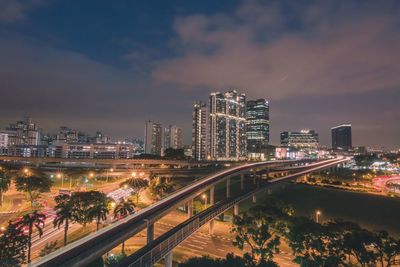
117 157 349 267
31 158 347 267
0 156 221 169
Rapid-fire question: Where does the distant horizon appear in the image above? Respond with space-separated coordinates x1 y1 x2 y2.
1 114 399 151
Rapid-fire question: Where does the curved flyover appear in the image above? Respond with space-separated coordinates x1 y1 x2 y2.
118 157 350 267
32 159 340 267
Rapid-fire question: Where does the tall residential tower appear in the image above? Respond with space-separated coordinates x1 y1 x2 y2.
192 102 208 161
209 90 246 160
144 120 163 156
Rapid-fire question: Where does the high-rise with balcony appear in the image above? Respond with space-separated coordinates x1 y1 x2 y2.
164 125 183 150
246 99 270 152
192 102 208 161
144 120 163 156
209 90 247 160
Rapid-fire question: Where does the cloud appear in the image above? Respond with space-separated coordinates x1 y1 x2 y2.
152 0 400 101
0 0 45 23
0 37 197 141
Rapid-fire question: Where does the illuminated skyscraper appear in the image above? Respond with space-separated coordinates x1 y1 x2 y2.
192 102 208 161
144 120 162 155
246 99 270 153
209 90 246 160
331 124 352 151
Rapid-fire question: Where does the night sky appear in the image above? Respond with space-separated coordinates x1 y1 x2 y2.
0 0 399 148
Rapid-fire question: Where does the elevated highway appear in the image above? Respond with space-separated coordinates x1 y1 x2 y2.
32 158 347 267
118 157 349 267
0 156 218 168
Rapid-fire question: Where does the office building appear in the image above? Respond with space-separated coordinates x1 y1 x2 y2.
246 99 270 154
6 116 40 146
192 102 208 161
0 131 11 148
280 130 319 149
144 120 163 156
62 143 134 159
331 124 352 151
57 126 79 143
209 90 247 160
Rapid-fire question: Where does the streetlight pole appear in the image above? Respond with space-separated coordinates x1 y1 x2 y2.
202 194 208 209
315 210 321 223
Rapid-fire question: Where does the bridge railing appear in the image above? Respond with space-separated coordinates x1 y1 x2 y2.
127 218 200 267
125 187 258 267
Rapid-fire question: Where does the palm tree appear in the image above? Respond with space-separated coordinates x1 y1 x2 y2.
0 168 11 207
89 193 110 231
123 178 148 203
155 180 172 198
14 210 46 263
113 198 136 255
53 194 78 246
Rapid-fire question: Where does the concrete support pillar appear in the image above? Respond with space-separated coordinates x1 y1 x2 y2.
252 194 257 204
240 174 244 191
226 177 231 198
209 219 214 235
147 223 154 244
234 204 239 216
210 186 215 205
165 251 173 267
208 186 215 235
187 199 193 218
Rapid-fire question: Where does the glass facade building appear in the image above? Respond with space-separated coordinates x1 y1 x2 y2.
246 99 270 153
209 90 247 160
331 124 352 151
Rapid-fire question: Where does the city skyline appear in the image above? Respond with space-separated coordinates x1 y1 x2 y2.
0 1 399 148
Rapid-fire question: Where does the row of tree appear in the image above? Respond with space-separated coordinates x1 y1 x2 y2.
0 189 138 266
179 198 400 267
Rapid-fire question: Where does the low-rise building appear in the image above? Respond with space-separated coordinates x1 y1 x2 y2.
280 130 319 149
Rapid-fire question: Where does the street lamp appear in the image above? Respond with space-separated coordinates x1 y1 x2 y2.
23 168 29 175
202 194 208 208
131 171 137 178
107 168 114 183
57 173 64 188
89 172 94 178
315 210 321 223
